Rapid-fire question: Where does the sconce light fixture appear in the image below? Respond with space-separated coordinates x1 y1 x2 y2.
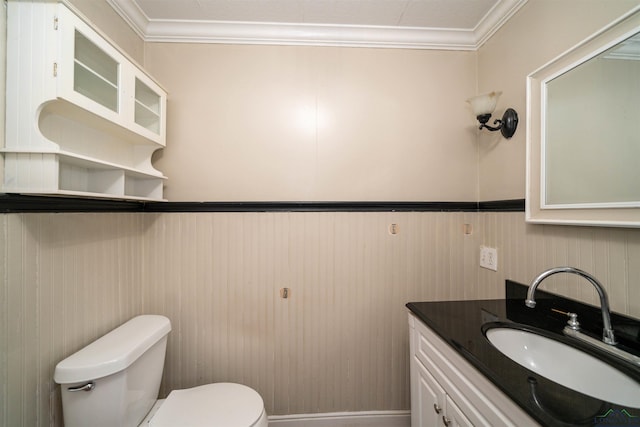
467 91 518 139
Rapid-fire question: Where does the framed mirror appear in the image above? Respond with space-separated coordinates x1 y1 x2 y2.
527 7 640 227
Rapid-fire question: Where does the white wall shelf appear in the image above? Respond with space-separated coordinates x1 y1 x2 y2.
2 0 168 201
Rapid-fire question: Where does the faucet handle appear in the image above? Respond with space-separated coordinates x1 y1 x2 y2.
566 312 580 330
552 308 580 330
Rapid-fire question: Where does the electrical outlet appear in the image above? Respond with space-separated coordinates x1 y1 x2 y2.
480 246 498 271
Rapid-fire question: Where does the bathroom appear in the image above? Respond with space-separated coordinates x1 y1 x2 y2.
1 0 640 425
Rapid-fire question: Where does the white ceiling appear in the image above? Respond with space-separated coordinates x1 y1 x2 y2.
107 0 528 50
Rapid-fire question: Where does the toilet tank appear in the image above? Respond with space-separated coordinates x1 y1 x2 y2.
54 315 171 427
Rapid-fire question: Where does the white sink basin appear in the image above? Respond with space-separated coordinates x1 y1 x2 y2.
485 326 640 408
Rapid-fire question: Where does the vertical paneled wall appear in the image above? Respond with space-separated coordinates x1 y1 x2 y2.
476 212 640 318
143 211 479 415
0 213 148 427
2 211 640 426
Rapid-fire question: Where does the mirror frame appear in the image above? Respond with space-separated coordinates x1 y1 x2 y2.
526 6 640 228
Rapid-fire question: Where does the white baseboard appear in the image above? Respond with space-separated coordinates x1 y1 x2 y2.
268 410 411 427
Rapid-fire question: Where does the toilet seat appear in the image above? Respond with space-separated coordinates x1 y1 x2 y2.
149 383 266 427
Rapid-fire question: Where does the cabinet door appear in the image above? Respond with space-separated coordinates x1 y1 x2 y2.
130 73 167 144
444 395 474 427
57 6 122 124
415 356 447 427
57 4 166 146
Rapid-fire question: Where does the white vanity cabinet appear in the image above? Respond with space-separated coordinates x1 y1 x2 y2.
2 1 167 201
408 313 539 427
414 353 472 427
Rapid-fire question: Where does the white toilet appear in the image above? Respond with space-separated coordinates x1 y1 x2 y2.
54 315 268 427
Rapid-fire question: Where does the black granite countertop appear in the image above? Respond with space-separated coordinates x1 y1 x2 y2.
406 281 640 427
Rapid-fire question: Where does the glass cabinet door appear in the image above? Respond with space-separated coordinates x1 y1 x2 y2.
134 78 161 134
73 30 119 112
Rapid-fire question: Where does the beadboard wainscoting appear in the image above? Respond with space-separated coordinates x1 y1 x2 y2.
142 211 480 415
476 212 640 316
0 213 149 426
2 211 640 426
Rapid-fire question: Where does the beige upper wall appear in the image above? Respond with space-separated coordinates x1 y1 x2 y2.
145 44 479 202
13 0 640 203
477 0 640 201
67 0 144 64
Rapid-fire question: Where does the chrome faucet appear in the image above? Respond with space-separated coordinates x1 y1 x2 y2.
525 267 617 345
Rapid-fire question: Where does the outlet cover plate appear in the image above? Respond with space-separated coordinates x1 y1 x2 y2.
480 246 498 271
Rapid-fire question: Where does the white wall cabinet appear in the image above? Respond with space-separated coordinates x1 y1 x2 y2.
2 0 167 201
408 313 539 427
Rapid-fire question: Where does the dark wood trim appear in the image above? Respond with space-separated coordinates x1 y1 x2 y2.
478 199 526 212
142 201 478 212
0 194 526 213
0 194 144 212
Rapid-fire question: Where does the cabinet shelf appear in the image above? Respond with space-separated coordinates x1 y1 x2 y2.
57 151 166 179
73 60 119 113
55 190 166 202
41 98 165 149
2 1 167 202
2 150 166 201
134 78 162 134
134 100 161 134
73 30 120 113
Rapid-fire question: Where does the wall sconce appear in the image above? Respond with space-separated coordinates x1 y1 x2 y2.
467 91 518 139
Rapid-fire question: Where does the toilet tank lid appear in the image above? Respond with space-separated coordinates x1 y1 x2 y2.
54 315 171 384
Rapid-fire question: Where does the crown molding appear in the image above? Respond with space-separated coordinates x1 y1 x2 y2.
474 0 528 48
107 0 527 50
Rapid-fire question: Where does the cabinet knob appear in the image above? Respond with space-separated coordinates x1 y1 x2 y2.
433 403 442 414
442 415 452 426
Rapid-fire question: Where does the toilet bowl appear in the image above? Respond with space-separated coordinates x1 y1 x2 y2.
54 315 268 427
146 383 268 427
